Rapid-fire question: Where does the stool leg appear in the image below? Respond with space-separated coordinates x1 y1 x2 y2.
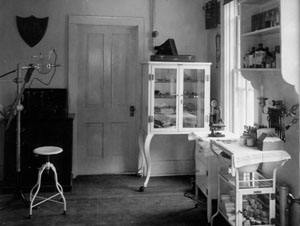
49 163 67 214
29 163 47 218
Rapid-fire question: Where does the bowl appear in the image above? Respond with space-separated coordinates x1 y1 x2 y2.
238 163 260 173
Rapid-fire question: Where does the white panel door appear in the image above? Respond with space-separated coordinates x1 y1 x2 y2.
69 20 140 175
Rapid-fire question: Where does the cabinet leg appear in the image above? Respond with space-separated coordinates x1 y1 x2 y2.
138 134 154 191
139 186 145 192
137 129 146 176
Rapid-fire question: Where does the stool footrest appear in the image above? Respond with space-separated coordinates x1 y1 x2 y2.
29 149 66 218
31 193 64 208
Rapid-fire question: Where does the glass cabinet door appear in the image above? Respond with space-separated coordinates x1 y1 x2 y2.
182 68 205 129
153 67 177 129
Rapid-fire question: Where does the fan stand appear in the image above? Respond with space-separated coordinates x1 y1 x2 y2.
1 64 31 210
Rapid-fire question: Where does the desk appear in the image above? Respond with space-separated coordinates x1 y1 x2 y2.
188 131 237 223
210 139 290 226
210 139 291 176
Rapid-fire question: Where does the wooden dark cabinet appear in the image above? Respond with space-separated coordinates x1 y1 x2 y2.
3 114 74 193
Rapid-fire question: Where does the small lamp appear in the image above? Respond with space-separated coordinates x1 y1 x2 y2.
258 85 268 114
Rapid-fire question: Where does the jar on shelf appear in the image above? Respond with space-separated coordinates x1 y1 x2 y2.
254 43 266 68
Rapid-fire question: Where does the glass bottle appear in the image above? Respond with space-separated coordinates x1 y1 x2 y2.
271 51 276 68
243 51 249 68
264 11 271 28
254 43 266 68
275 7 280 26
264 47 271 68
275 45 281 68
270 10 275 27
248 47 255 68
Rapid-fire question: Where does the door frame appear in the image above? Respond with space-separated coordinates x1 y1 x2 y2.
68 15 145 177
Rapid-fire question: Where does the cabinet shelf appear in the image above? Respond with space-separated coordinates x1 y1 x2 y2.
237 68 281 80
183 80 199 83
237 68 280 75
154 95 176 99
241 26 280 37
219 171 273 190
155 81 174 83
238 0 282 84
239 68 280 72
183 95 199 99
239 0 277 5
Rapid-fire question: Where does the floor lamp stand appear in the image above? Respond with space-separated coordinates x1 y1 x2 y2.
1 64 30 210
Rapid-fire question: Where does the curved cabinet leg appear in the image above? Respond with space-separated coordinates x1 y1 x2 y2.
137 129 146 177
139 133 154 192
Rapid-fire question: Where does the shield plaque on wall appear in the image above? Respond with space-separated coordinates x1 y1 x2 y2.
16 15 49 47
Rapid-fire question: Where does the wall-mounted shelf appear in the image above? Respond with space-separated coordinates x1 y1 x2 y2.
241 26 280 37
238 0 300 93
239 0 277 5
238 0 282 89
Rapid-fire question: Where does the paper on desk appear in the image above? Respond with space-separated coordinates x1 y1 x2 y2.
212 140 291 168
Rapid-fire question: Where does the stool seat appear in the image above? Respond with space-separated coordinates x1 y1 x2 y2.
33 146 63 156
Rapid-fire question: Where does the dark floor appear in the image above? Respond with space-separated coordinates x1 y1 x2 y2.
0 175 229 226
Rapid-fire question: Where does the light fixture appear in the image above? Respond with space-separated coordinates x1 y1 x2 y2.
0 49 60 210
258 97 268 114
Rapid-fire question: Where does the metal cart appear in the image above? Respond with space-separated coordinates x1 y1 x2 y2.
210 139 291 226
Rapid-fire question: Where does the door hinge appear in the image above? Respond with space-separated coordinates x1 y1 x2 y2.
148 116 154 122
149 74 154 81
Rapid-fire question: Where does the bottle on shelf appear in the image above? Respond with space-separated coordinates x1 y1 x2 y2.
243 50 249 68
275 7 280 26
271 51 276 68
248 47 255 68
254 43 266 68
264 47 272 68
270 10 276 27
275 45 281 68
264 11 271 28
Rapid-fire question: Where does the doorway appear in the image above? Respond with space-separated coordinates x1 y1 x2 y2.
68 16 144 176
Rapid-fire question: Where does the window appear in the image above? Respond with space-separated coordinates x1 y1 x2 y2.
222 0 254 135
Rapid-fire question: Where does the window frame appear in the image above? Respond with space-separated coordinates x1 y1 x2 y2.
221 0 255 135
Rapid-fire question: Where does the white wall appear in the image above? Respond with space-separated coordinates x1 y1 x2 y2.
0 0 208 179
261 76 300 226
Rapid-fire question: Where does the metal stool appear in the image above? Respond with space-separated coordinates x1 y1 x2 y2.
29 146 66 218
